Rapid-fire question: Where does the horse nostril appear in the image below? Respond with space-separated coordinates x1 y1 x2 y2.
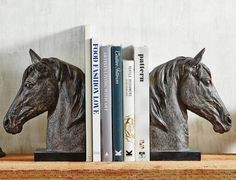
4 119 10 127
226 116 232 125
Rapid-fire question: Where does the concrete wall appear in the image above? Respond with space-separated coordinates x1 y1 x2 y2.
0 0 235 153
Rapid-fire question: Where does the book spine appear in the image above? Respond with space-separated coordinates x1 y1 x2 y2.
91 38 101 161
100 45 113 161
85 26 92 161
111 46 124 161
134 46 150 161
123 59 135 161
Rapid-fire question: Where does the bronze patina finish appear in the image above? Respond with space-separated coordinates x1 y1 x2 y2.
3 49 85 152
150 49 232 151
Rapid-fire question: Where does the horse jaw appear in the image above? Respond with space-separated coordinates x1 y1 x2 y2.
8 126 23 134
194 107 232 134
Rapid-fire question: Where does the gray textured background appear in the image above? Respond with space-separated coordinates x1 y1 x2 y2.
0 0 235 153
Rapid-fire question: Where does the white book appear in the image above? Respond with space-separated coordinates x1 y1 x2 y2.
100 45 112 161
123 59 135 161
91 38 101 161
134 46 150 161
85 26 93 162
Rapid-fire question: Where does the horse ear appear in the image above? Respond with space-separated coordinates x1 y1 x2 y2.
192 48 205 65
29 49 41 63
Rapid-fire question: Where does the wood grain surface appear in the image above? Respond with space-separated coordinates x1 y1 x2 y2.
0 154 235 179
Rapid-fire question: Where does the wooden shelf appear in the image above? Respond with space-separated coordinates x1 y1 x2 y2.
0 154 236 179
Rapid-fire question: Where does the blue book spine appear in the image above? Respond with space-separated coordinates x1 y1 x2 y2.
111 46 124 161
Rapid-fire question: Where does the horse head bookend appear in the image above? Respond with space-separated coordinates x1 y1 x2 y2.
150 48 232 155
3 49 85 154
0 147 5 157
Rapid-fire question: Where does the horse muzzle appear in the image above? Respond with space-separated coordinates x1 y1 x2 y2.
213 114 232 134
3 117 23 134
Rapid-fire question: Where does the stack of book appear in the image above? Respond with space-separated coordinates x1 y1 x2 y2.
85 30 149 162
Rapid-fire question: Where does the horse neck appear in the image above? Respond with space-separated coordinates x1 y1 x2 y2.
46 62 83 138
163 81 189 148
47 91 71 130
45 80 82 151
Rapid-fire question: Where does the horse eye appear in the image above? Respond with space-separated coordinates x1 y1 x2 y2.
25 82 33 89
206 80 212 85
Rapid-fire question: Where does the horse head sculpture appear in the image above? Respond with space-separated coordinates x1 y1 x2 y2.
150 48 232 151
3 49 85 152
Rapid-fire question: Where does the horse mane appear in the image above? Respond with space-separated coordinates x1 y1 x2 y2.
24 58 85 130
150 56 193 132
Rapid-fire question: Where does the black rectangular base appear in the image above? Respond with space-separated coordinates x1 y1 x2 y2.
150 149 201 161
34 148 86 161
